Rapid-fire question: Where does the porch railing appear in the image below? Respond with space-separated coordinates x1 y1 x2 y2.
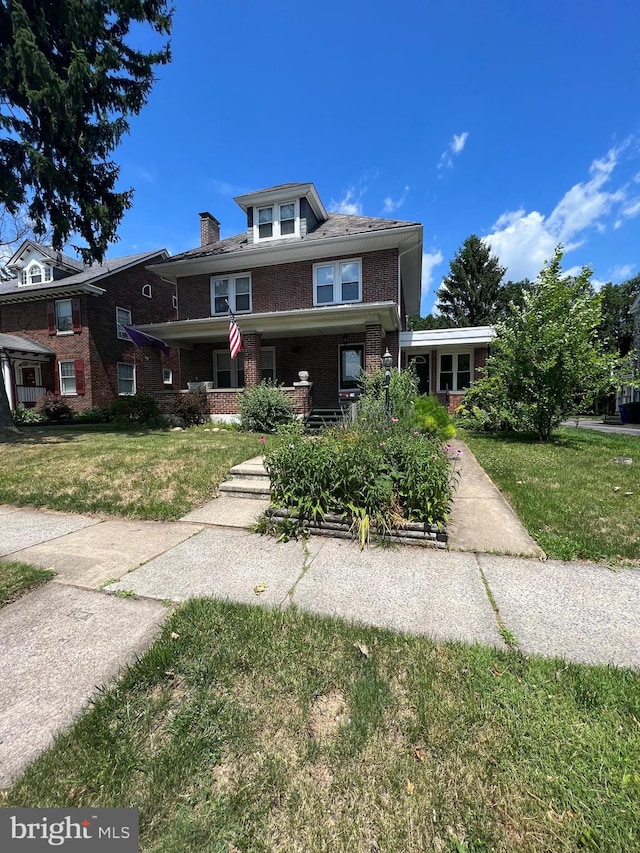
16 385 47 406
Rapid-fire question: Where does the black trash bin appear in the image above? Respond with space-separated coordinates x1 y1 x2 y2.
626 402 640 424
619 404 628 424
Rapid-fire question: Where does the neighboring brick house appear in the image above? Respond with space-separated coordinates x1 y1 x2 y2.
400 326 495 413
0 241 177 413
136 182 424 418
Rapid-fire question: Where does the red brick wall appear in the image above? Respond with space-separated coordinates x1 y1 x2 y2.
155 384 311 418
176 249 399 320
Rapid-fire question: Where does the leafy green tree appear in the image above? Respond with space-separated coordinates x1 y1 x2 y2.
598 275 640 355
406 313 451 331
436 235 505 326
0 0 172 263
494 278 534 319
462 247 611 441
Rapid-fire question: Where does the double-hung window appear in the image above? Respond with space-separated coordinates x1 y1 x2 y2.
117 362 136 395
211 273 251 315
59 360 76 395
255 201 298 240
214 351 245 388
116 307 132 340
313 259 362 306
261 347 276 382
439 353 472 392
55 300 73 333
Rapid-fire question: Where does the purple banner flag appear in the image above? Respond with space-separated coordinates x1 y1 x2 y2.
124 326 170 357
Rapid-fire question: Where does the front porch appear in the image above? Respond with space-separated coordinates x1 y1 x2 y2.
0 333 55 411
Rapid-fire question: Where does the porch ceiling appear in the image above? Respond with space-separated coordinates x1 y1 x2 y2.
135 302 401 347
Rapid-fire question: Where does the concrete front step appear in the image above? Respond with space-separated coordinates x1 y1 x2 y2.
218 478 271 500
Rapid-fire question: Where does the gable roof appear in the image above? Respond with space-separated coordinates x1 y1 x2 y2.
0 249 169 303
7 240 84 273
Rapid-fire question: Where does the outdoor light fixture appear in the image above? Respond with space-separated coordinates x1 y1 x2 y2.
381 348 392 418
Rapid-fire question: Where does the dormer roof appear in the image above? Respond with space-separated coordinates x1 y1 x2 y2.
6 240 84 274
234 182 328 222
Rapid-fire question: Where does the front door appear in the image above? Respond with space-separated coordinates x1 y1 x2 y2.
409 355 430 394
22 367 37 387
339 344 364 390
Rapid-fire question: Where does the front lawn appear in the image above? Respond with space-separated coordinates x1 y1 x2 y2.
5 600 639 852
462 427 640 563
0 561 55 606
0 426 270 520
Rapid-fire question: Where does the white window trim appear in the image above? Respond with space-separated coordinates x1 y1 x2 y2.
116 306 132 340
162 368 173 385
210 272 252 316
142 284 152 298
313 258 362 307
261 346 276 382
21 261 52 286
59 360 76 396
253 199 300 242
55 298 74 335
15 361 43 387
213 350 245 389
117 362 136 395
438 350 472 393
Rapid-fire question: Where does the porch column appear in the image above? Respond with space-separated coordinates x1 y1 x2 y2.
1 352 14 410
242 331 262 388
364 324 384 372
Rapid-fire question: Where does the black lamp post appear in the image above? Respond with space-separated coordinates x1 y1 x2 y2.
381 348 392 418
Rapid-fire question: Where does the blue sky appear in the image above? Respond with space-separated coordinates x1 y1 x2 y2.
110 0 640 314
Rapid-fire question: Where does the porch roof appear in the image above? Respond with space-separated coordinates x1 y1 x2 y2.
400 326 495 351
0 333 54 358
134 302 401 347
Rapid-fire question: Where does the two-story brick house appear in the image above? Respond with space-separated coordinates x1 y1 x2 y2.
135 182 424 418
0 241 176 413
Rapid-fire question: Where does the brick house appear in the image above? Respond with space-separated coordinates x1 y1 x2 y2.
0 241 177 413
136 182 426 419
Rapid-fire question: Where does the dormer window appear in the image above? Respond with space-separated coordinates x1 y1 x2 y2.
255 200 299 241
21 262 52 285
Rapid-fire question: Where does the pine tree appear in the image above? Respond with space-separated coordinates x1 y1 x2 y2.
0 0 172 264
436 235 505 326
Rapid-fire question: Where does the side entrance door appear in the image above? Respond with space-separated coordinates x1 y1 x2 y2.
408 355 430 394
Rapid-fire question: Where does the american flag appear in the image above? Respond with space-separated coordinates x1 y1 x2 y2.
228 308 243 359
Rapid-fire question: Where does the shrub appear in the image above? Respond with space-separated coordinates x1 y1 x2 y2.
73 406 111 424
109 393 161 428
170 390 208 427
356 366 419 430
412 394 455 440
36 393 74 422
239 380 294 433
11 407 45 425
455 374 524 432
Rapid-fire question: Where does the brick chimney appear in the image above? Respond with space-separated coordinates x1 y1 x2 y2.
199 211 220 246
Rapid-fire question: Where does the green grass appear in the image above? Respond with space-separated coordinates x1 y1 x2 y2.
0 426 271 520
461 427 640 563
4 600 639 852
0 560 55 606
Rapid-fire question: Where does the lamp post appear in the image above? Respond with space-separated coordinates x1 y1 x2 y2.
381 348 392 419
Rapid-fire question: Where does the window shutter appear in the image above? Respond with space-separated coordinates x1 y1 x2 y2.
47 302 56 335
74 359 85 395
72 298 82 332
54 361 60 395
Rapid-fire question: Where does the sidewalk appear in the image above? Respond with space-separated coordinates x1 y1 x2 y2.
1 442 639 787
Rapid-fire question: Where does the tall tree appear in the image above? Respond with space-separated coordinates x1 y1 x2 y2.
406 313 451 331
598 275 640 355
0 0 172 264
0 0 172 432
436 235 505 326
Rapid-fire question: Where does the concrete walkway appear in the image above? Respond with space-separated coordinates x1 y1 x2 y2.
1 442 638 787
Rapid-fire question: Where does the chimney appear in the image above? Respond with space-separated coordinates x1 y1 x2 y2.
199 211 220 246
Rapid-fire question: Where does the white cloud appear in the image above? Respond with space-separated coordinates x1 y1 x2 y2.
209 179 248 196
609 263 635 282
484 142 632 281
452 132 469 154
421 249 444 309
621 198 640 218
382 186 409 214
329 188 363 215
438 131 470 169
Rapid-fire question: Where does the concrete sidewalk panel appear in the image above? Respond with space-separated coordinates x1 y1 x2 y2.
0 509 99 557
105 527 320 606
0 584 167 787
180 495 269 527
0 506 21 517
294 539 503 646
480 555 640 669
4 520 204 589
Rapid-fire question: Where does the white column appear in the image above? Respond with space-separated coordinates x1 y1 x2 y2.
1 353 14 410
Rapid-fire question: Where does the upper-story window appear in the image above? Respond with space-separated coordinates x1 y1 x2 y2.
116 307 132 339
313 259 362 306
255 200 299 241
22 262 52 285
211 273 252 315
55 299 73 333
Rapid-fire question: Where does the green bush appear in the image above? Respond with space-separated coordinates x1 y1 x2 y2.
73 406 111 424
412 394 455 440
170 390 208 427
265 422 452 543
454 374 524 432
36 393 74 422
356 366 419 430
239 380 294 433
11 407 45 425
109 393 161 428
